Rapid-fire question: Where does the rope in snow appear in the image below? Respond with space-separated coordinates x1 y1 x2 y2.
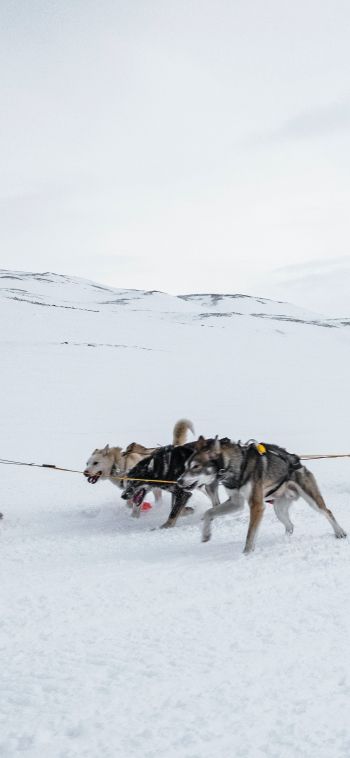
0 458 177 484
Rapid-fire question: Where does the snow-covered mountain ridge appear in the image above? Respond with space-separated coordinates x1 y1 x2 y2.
1 269 348 339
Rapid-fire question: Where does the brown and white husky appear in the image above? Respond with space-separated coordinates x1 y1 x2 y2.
84 419 194 515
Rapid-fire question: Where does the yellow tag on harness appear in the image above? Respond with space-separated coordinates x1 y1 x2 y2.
256 443 266 455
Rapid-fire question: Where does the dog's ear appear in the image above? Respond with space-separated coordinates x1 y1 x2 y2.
102 444 110 456
195 435 206 451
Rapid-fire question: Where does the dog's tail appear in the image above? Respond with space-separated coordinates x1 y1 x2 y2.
173 419 195 446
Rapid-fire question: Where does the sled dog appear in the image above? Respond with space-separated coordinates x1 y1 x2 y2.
121 437 226 526
177 437 347 553
83 419 194 514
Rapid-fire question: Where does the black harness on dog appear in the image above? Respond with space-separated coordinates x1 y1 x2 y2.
217 441 302 496
263 444 302 498
121 442 197 499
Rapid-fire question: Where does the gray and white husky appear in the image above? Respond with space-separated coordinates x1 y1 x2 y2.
177 437 347 553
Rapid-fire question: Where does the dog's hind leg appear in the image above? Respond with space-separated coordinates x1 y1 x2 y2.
202 490 245 543
243 482 265 554
294 468 346 539
273 496 294 535
153 488 162 506
160 489 192 529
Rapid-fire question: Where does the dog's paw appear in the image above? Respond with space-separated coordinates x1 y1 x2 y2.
335 528 347 539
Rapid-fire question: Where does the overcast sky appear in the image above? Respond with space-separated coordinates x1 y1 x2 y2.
1 0 350 300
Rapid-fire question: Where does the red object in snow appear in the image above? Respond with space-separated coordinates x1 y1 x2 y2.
141 501 152 511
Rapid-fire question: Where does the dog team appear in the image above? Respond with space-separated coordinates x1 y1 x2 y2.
84 419 346 554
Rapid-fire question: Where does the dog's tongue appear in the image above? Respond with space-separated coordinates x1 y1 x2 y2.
132 488 146 507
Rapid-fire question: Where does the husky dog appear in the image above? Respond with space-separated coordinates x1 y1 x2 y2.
121 437 227 527
177 437 347 553
83 419 194 515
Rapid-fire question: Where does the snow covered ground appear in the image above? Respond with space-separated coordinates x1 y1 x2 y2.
1 270 350 757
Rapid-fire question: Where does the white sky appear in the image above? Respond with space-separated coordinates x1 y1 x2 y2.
1 0 350 297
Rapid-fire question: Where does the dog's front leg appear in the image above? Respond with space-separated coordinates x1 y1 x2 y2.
160 489 192 528
244 481 265 554
131 501 142 518
202 490 245 542
204 481 221 509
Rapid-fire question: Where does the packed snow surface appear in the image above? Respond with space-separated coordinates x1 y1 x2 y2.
1 270 350 757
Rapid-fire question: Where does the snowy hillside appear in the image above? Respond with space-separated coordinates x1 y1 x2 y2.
257 258 350 318
1 270 350 757
1 268 350 455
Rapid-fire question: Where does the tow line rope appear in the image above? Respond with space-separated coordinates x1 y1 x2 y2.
300 454 350 461
0 458 177 485
1 451 350 484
